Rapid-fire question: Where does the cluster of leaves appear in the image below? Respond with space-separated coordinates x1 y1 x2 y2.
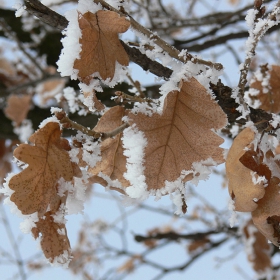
1 0 280 277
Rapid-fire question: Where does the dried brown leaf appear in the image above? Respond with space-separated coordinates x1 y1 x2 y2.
128 78 227 190
188 237 210 253
89 106 129 192
9 122 78 216
226 127 265 212
252 177 280 246
250 65 280 113
38 78 65 105
243 219 271 273
74 10 130 82
32 211 71 264
4 94 32 126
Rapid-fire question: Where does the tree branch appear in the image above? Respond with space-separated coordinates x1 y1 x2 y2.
24 0 68 30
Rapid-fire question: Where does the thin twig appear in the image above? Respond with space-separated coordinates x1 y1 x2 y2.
237 1 280 101
126 73 145 98
55 110 129 140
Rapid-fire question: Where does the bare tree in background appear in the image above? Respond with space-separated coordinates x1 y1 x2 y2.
0 0 280 279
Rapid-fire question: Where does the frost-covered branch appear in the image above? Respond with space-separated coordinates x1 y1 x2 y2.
237 1 280 103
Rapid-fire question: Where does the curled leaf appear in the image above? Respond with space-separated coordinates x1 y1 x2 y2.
32 211 71 265
226 127 265 212
252 177 280 246
9 122 78 216
243 219 272 273
89 106 129 192
74 10 130 82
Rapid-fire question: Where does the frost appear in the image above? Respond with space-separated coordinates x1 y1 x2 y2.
251 171 267 187
98 172 125 192
66 172 88 214
20 213 39 234
228 199 238 227
13 3 26 17
69 147 79 164
39 116 61 129
170 190 185 215
73 131 101 168
49 250 72 268
13 120 34 143
52 205 67 224
122 125 148 199
63 87 80 113
269 115 280 129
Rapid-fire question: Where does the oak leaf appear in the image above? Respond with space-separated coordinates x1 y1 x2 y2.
250 65 280 113
226 127 266 212
243 219 271 273
74 10 130 82
252 177 280 246
32 211 71 264
9 122 78 216
4 94 32 126
128 78 227 190
89 106 129 192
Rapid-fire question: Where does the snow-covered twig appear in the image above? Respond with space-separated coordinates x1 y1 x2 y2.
237 1 280 109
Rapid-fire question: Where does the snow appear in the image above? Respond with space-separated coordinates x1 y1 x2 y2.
13 2 26 17
13 120 34 143
169 190 185 215
65 171 88 214
49 249 72 268
122 125 148 199
20 213 39 234
63 87 80 113
39 115 61 129
228 199 237 227
72 131 101 168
